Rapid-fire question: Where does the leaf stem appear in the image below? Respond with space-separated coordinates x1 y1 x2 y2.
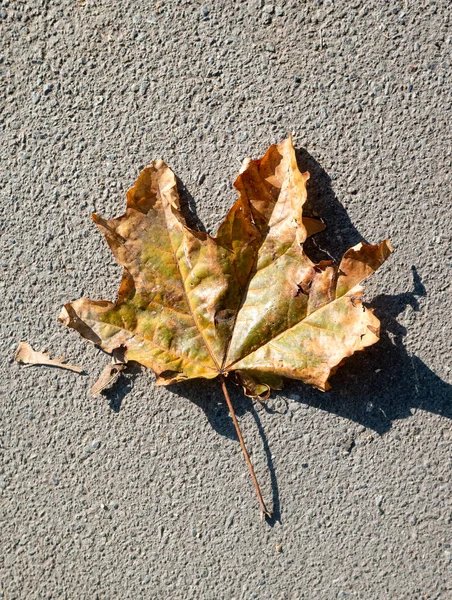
220 375 271 519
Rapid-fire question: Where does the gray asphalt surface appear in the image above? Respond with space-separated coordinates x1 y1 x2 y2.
1 1 451 599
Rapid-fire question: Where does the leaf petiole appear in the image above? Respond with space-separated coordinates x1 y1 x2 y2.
220 375 271 520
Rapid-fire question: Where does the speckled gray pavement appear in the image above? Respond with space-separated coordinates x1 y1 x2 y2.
1 1 451 599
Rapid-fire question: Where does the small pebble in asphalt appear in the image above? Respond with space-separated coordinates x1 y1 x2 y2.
140 79 149 96
31 92 40 104
84 440 101 454
342 438 355 453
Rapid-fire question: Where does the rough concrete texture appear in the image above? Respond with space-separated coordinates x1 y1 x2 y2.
1 0 451 598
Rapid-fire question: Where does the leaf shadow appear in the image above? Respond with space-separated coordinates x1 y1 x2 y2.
290 148 451 433
101 361 142 413
296 147 368 262
287 265 451 435
176 175 207 233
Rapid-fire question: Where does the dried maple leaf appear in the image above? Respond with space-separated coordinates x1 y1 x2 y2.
15 341 83 373
59 136 392 517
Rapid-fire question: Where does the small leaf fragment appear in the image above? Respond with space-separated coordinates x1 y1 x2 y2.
14 342 84 373
90 348 127 397
91 362 126 397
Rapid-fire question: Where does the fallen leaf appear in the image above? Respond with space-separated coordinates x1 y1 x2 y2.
15 342 83 373
59 135 392 517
